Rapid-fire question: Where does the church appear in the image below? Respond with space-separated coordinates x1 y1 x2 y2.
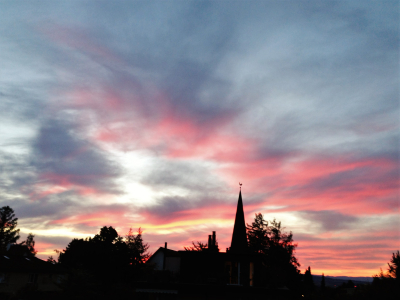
137 189 296 299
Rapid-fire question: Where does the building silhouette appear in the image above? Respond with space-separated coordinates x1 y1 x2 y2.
140 189 296 299
0 245 65 298
229 189 248 254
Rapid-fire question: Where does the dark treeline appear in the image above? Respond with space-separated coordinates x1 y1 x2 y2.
1 206 151 299
54 226 151 299
1 206 399 299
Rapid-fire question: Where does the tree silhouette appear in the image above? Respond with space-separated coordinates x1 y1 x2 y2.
93 226 120 243
47 255 57 264
368 251 400 299
374 250 400 282
321 273 325 290
247 215 300 267
387 250 400 280
304 266 315 294
59 226 129 273
342 279 355 288
184 241 208 251
21 233 37 257
58 226 132 296
247 213 269 254
58 225 152 296
126 227 150 265
0 206 20 252
247 213 301 289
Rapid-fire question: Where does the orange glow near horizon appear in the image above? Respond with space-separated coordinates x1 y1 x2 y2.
1 4 398 284
33 199 398 278
18 29 399 281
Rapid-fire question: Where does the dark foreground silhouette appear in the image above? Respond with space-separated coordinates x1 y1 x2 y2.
1 201 398 299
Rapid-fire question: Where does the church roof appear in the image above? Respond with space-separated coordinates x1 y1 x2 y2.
230 190 248 253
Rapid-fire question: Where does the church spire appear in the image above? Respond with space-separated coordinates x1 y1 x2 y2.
230 184 248 253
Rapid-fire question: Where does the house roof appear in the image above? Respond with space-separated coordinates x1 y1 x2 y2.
0 255 65 273
147 247 180 263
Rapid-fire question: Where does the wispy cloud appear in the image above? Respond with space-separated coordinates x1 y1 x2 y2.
0 0 398 276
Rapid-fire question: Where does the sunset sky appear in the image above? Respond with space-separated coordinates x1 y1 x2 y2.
0 1 398 277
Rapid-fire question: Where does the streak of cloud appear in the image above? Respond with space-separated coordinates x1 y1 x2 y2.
0 0 398 277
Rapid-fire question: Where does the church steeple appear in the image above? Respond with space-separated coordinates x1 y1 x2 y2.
230 185 248 253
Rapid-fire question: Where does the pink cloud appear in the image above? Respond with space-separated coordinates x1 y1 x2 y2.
219 155 398 216
40 23 121 63
29 25 398 278
39 173 103 195
60 83 258 163
50 211 127 227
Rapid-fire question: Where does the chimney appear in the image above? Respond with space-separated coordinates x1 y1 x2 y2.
208 235 212 248
212 231 216 247
165 242 167 249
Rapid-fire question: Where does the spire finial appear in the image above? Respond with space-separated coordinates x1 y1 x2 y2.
239 182 242 190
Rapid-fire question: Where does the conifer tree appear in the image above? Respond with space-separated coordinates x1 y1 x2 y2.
126 227 150 265
304 266 315 294
388 250 400 280
0 206 20 252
